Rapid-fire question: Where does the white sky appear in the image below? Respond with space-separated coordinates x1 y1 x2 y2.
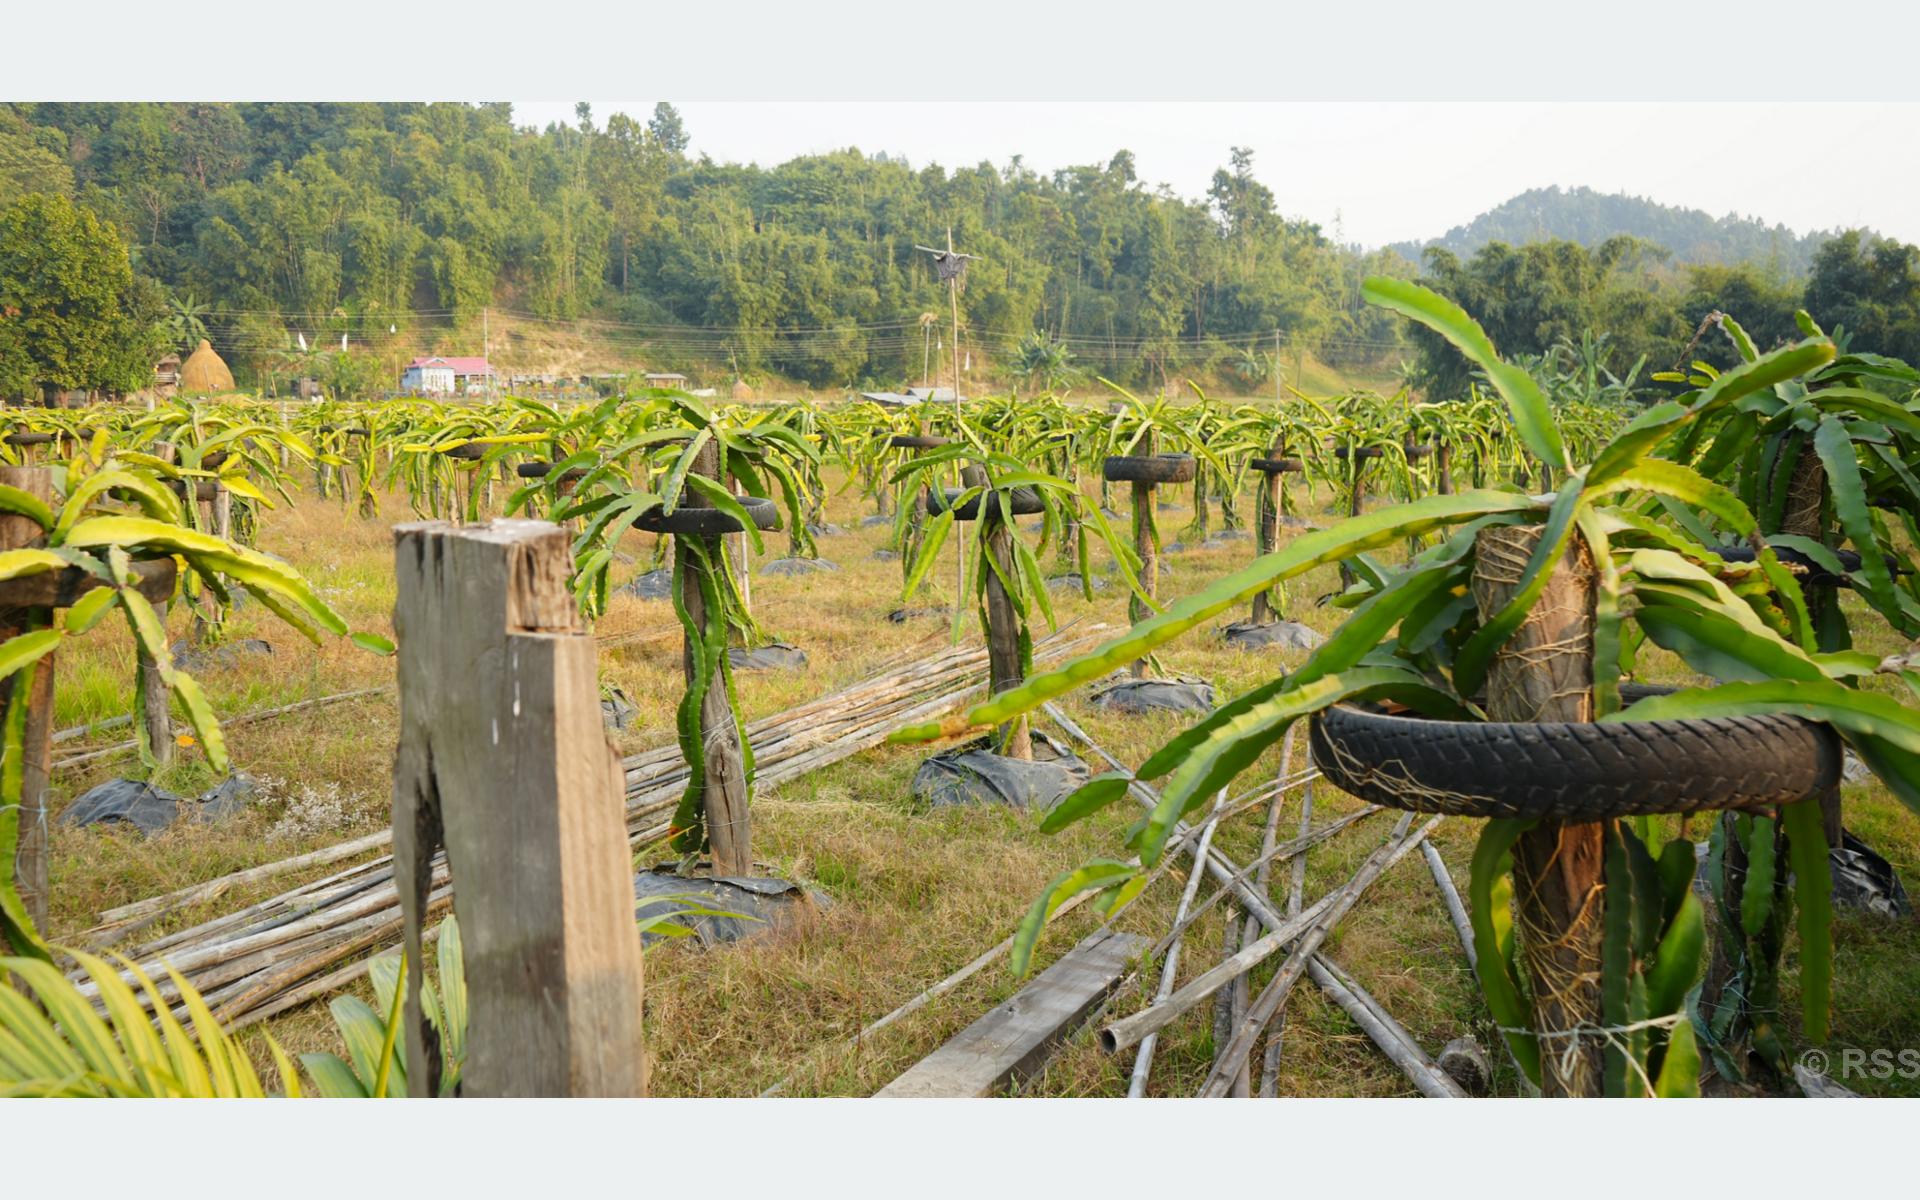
512 101 1920 250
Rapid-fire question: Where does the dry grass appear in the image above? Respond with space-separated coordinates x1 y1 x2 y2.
32 462 1920 1097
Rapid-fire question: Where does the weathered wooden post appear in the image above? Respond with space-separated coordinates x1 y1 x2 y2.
964 465 1032 760
1337 444 1381 588
391 518 648 1097
1251 438 1291 625
1098 436 1195 679
139 444 176 766
0 466 55 932
1471 522 1605 1097
1129 432 1156 679
677 438 753 877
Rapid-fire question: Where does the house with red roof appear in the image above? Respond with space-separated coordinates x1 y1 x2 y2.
401 355 495 395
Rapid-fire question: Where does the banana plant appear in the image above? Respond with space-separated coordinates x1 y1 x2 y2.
893 278 1920 1096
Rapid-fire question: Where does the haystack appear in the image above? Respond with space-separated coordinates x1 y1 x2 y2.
731 379 754 401
178 340 235 394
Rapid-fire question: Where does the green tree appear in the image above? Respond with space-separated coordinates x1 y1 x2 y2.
0 192 161 397
648 102 690 155
1805 230 1920 362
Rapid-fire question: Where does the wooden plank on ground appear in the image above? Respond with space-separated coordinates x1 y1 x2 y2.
875 927 1145 1098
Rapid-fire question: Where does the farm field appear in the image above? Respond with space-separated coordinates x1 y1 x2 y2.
29 430 1920 1099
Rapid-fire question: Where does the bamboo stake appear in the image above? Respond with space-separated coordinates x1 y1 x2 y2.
1422 842 1476 970
1306 954 1464 1099
1197 816 1440 1097
1259 775 1317 1097
1219 727 1297 1096
1129 793 1226 1098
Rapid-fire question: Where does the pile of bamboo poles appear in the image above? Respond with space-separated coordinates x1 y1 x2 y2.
69 624 1112 1030
1030 705 1481 1099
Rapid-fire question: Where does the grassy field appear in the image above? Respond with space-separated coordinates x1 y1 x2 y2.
36 463 1920 1098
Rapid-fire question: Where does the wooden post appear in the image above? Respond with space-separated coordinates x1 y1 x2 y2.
140 444 175 767
731 476 752 611
1472 522 1605 1097
1436 442 1453 497
391 519 647 1097
680 438 752 877
968 466 1030 760
1131 430 1157 679
0 467 54 934
1340 448 1369 588
1252 437 1283 625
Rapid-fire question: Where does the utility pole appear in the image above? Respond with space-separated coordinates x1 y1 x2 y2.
483 307 493 403
1274 329 1282 403
916 231 979 637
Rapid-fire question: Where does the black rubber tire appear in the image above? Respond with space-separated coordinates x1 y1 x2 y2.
1309 695 1840 820
924 486 1044 522
1251 456 1304 475
1102 453 1196 484
1404 443 1435 460
445 443 488 461
889 434 952 450
1332 445 1385 460
515 462 588 482
5 431 54 447
636 495 780 536
1711 543 1903 589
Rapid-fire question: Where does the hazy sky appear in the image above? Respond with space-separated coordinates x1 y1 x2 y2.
512 101 1920 249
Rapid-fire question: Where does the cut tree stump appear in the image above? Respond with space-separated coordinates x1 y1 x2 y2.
875 927 1145 1097
391 518 647 1097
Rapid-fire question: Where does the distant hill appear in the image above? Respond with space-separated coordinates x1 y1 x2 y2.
1389 186 1856 275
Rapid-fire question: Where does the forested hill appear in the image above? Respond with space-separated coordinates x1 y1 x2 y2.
1390 186 1847 275
5 104 1915 400
0 102 1410 391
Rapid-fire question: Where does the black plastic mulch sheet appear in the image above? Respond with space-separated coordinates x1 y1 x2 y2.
602 688 638 731
618 567 674 600
729 642 808 672
1832 829 1912 918
1090 677 1216 715
1222 619 1325 651
632 867 825 947
63 774 259 836
759 557 839 577
170 638 272 672
910 731 1090 812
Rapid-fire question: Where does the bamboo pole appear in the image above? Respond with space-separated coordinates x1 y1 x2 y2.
1260 774 1316 1097
1307 954 1464 1098
1099 817 1436 1057
1129 794 1225 1098
1196 816 1440 1097
1422 842 1476 970
1219 726 1297 1096
72 628 1111 1025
